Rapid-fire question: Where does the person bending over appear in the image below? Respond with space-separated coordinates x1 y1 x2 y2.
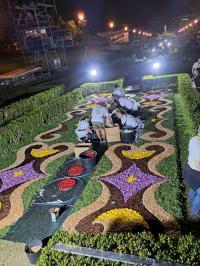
118 96 140 116
192 58 200 76
183 125 200 217
116 110 138 130
75 116 93 142
91 102 113 143
113 83 125 100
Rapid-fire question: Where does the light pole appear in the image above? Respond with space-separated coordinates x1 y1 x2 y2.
77 11 87 57
108 21 115 30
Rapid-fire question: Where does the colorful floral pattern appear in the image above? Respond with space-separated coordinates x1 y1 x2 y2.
143 93 163 101
93 208 148 225
31 147 59 158
122 150 156 160
0 162 45 193
100 163 165 202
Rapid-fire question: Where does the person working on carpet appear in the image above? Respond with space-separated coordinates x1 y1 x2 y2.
183 125 200 217
113 83 125 99
117 96 141 116
91 102 113 143
75 116 93 142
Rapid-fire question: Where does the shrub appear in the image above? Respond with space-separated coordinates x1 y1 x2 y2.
0 85 65 126
142 74 178 89
37 230 200 266
80 79 124 97
177 73 200 130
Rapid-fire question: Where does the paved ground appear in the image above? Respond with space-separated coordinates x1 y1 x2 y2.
0 240 32 266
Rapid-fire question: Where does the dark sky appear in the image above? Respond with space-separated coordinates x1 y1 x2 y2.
56 0 200 32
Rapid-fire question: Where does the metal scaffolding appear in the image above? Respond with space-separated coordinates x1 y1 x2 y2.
7 0 69 75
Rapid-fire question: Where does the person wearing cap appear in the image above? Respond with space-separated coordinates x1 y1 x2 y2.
192 58 200 76
113 84 125 99
118 96 141 115
91 102 113 143
183 126 200 217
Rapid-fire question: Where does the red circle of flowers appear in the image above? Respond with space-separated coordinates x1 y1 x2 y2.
58 178 76 190
68 165 85 176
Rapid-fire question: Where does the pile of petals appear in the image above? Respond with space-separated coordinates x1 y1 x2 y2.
68 165 85 176
122 150 156 160
58 178 76 190
85 151 95 158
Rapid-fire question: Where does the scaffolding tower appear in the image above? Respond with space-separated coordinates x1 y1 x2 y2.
7 0 69 75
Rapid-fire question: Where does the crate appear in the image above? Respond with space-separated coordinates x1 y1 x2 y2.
74 143 93 158
105 126 121 143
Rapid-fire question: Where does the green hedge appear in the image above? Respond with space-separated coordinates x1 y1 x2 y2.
37 230 200 266
0 88 82 158
80 79 124 97
0 85 65 126
142 74 178 89
177 73 200 130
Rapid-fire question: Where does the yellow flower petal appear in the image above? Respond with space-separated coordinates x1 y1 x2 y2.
143 101 160 105
127 176 137 183
0 201 2 210
31 148 59 158
93 208 148 225
122 150 156 160
13 170 24 178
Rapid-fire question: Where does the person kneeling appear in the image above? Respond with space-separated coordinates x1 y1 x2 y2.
75 116 93 142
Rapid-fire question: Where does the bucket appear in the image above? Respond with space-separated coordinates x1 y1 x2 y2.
79 150 97 172
25 239 43 264
121 130 135 144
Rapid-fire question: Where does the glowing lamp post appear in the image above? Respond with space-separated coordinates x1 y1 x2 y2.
78 12 85 22
109 21 115 30
124 26 128 31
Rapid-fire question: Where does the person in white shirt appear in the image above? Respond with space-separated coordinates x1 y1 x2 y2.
116 110 138 130
192 58 200 76
75 116 93 142
113 84 125 99
118 97 140 114
91 103 113 143
183 125 200 216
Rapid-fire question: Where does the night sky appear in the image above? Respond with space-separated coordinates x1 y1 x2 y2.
56 0 200 32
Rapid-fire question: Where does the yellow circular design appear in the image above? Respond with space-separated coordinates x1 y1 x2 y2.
127 176 137 183
13 170 24 178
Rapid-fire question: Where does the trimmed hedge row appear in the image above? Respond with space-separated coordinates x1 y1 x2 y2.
142 74 178 89
37 230 200 266
0 88 82 158
80 79 124 97
0 79 122 158
177 73 200 130
0 85 65 126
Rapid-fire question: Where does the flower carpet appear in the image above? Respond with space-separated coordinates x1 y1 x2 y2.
0 90 182 240
63 89 182 235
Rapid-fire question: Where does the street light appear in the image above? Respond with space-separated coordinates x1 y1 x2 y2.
109 21 115 29
132 29 136 33
124 26 128 31
78 12 85 22
153 62 160 70
90 69 97 77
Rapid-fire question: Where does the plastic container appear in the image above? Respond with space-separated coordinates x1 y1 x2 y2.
121 130 135 144
25 240 43 264
79 150 97 172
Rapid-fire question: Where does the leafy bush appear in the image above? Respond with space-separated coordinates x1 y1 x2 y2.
0 88 82 158
37 229 200 266
0 85 65 126
142 74 178 89
177 73 200 130
80 79 124 97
